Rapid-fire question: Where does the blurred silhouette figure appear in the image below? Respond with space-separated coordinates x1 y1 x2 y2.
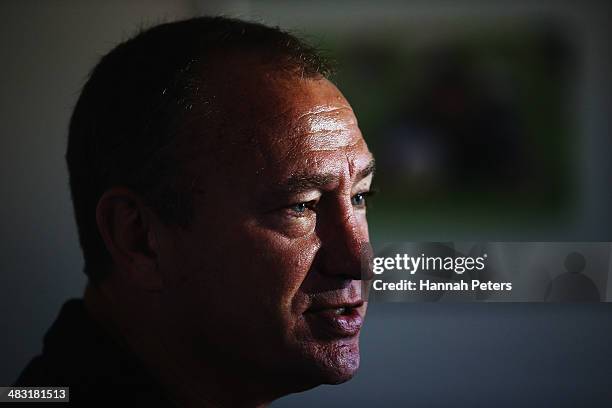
546 252 600 302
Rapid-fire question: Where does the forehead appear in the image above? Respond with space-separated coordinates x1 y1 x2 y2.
182 65 371 191
254 78 365 160
252 83 371 196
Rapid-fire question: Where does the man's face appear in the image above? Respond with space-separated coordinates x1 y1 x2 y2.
156 66 374 391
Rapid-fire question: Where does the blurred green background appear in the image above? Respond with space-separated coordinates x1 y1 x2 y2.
314 23 576 241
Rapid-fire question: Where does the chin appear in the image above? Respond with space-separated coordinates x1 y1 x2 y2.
263 337 361 399
299 337 362 387
323 341 361 384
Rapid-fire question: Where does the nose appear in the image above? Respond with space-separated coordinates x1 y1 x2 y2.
315 199 371 281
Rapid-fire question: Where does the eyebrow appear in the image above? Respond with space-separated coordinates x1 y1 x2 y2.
277 159 376 194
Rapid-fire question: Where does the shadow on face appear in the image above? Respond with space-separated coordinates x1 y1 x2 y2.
156 62 375 394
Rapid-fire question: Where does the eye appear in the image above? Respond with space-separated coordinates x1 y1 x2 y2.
351 191 373 208
287 200 317 216
291 202 308 213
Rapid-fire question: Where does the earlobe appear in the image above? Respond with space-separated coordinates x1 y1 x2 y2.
95 187 164 291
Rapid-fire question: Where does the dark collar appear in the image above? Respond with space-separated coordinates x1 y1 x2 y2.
16 299 176 407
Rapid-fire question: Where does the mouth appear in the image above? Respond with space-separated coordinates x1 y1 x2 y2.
333 307 350 315
304 300 364 339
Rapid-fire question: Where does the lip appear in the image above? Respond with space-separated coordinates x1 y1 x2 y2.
307 299 364 313
304 300 364 338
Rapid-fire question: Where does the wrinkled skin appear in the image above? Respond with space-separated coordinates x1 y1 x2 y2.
93 58 374 407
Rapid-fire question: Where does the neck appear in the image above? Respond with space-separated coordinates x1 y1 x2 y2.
83 281 280 407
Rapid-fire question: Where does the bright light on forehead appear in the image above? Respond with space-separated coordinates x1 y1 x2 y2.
296 105 360 151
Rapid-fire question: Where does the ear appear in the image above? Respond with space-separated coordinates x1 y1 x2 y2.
96 187 163 291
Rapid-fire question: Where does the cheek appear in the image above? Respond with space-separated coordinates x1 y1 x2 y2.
236 222 320 312
159 215 321 342
264 213 317 239
159 224 320 341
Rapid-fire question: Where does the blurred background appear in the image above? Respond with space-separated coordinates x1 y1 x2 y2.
1 0 611 406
